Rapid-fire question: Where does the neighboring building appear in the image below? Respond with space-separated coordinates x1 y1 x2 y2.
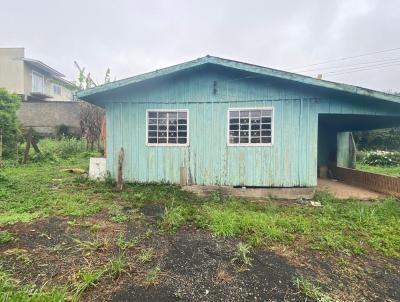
0 47 81 135
77 56 400 188
0 48 76 101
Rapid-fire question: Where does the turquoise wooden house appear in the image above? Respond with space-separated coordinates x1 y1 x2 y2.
77 56 400 188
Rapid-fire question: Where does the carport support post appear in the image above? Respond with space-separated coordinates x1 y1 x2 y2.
337 132 356 169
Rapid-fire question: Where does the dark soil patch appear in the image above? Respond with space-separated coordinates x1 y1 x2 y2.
111 226 307 302
1 216 399 302
140 201 165 221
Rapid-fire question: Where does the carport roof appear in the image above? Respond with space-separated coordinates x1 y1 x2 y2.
76 55 400 104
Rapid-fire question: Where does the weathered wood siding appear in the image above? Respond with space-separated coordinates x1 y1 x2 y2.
104 66 400 187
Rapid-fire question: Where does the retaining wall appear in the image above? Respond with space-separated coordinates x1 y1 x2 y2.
334 166 400 196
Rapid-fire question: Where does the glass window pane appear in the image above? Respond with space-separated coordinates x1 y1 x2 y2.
148 125 157 131
230 118 239 124
158 125 167 131
229 111 239 118
148 138 157 144
240 111 249 117
168 131 177 137
251 131 260 137
240 131 249 137
158 131 167 138
178 137 187 144
168 112 177 119
262 117 271 123
158 137 167 144
178 112 187 119
148 112 157 118
229 131 239 137
169 125 177 131
240 137 249 143
230 124 239 130
178 131 187 138
261 130 271 136
251 124 260 130
261 137 272 143
261 124 271 130
229 137 239 144
178 119 187 125
251 137 260 143
261 110 272 117
178 125 187 131
240 118 249 124
158 119 167 125
158 112 167 118
148 131 157 137
251 118 261 124
240 124 249 130
168 137 177 144
148 118 157 125
250 111 261 117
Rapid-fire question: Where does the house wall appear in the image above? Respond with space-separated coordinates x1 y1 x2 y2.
102 66 400 187
0 48 25 94
24 63 74 100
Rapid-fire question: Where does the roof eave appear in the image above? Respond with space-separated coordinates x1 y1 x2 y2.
76 56 400 104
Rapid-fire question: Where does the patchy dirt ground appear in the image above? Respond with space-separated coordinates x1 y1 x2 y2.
1 202 399 302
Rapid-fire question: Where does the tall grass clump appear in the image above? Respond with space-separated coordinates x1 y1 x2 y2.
37 138 87 159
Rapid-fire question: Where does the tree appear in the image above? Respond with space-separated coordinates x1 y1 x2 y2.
74 61 111 151
79 102 103 150
0 88 21 158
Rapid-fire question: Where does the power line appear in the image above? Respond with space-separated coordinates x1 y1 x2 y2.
306 61 400 76
288 47 400 71
296 57 400 73
324 63 400 78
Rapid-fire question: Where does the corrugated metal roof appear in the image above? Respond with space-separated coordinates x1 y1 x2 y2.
76 55 400 104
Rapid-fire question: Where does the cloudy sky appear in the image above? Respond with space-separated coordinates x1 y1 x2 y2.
1 0 399 92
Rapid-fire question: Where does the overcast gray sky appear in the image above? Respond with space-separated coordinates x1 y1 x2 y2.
1 0 399 92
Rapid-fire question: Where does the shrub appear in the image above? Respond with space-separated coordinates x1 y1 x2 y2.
0 88 21 158
361 150 400 166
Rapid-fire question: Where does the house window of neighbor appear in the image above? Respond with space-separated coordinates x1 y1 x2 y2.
147 110 189 145
32 71 44 93
228 108 273 145
53 84 62 95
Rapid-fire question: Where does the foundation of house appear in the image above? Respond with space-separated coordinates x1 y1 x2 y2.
182 185 315 200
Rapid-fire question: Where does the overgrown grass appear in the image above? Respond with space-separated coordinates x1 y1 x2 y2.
197 194 400 257
0 270 67 302
1 139 399 260
356 163 400 177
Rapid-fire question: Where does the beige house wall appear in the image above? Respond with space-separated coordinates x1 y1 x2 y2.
0 47 74 100
0 48 25 94
23 63 74 101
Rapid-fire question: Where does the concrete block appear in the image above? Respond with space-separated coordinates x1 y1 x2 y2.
89 157 106 180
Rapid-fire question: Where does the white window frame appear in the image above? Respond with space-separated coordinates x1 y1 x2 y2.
53 83 62 95
146 109 189 147
227 107 274 147
32 71 45 93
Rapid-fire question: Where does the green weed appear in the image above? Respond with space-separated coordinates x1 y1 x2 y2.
232 242 252 267
115 234 137 253
294 276 335 302
0 270 66 302
0 231 13 244
144 266 161 286
108 256 126 277
138 248 154 263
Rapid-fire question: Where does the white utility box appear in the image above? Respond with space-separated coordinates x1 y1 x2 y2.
89 157 107 180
